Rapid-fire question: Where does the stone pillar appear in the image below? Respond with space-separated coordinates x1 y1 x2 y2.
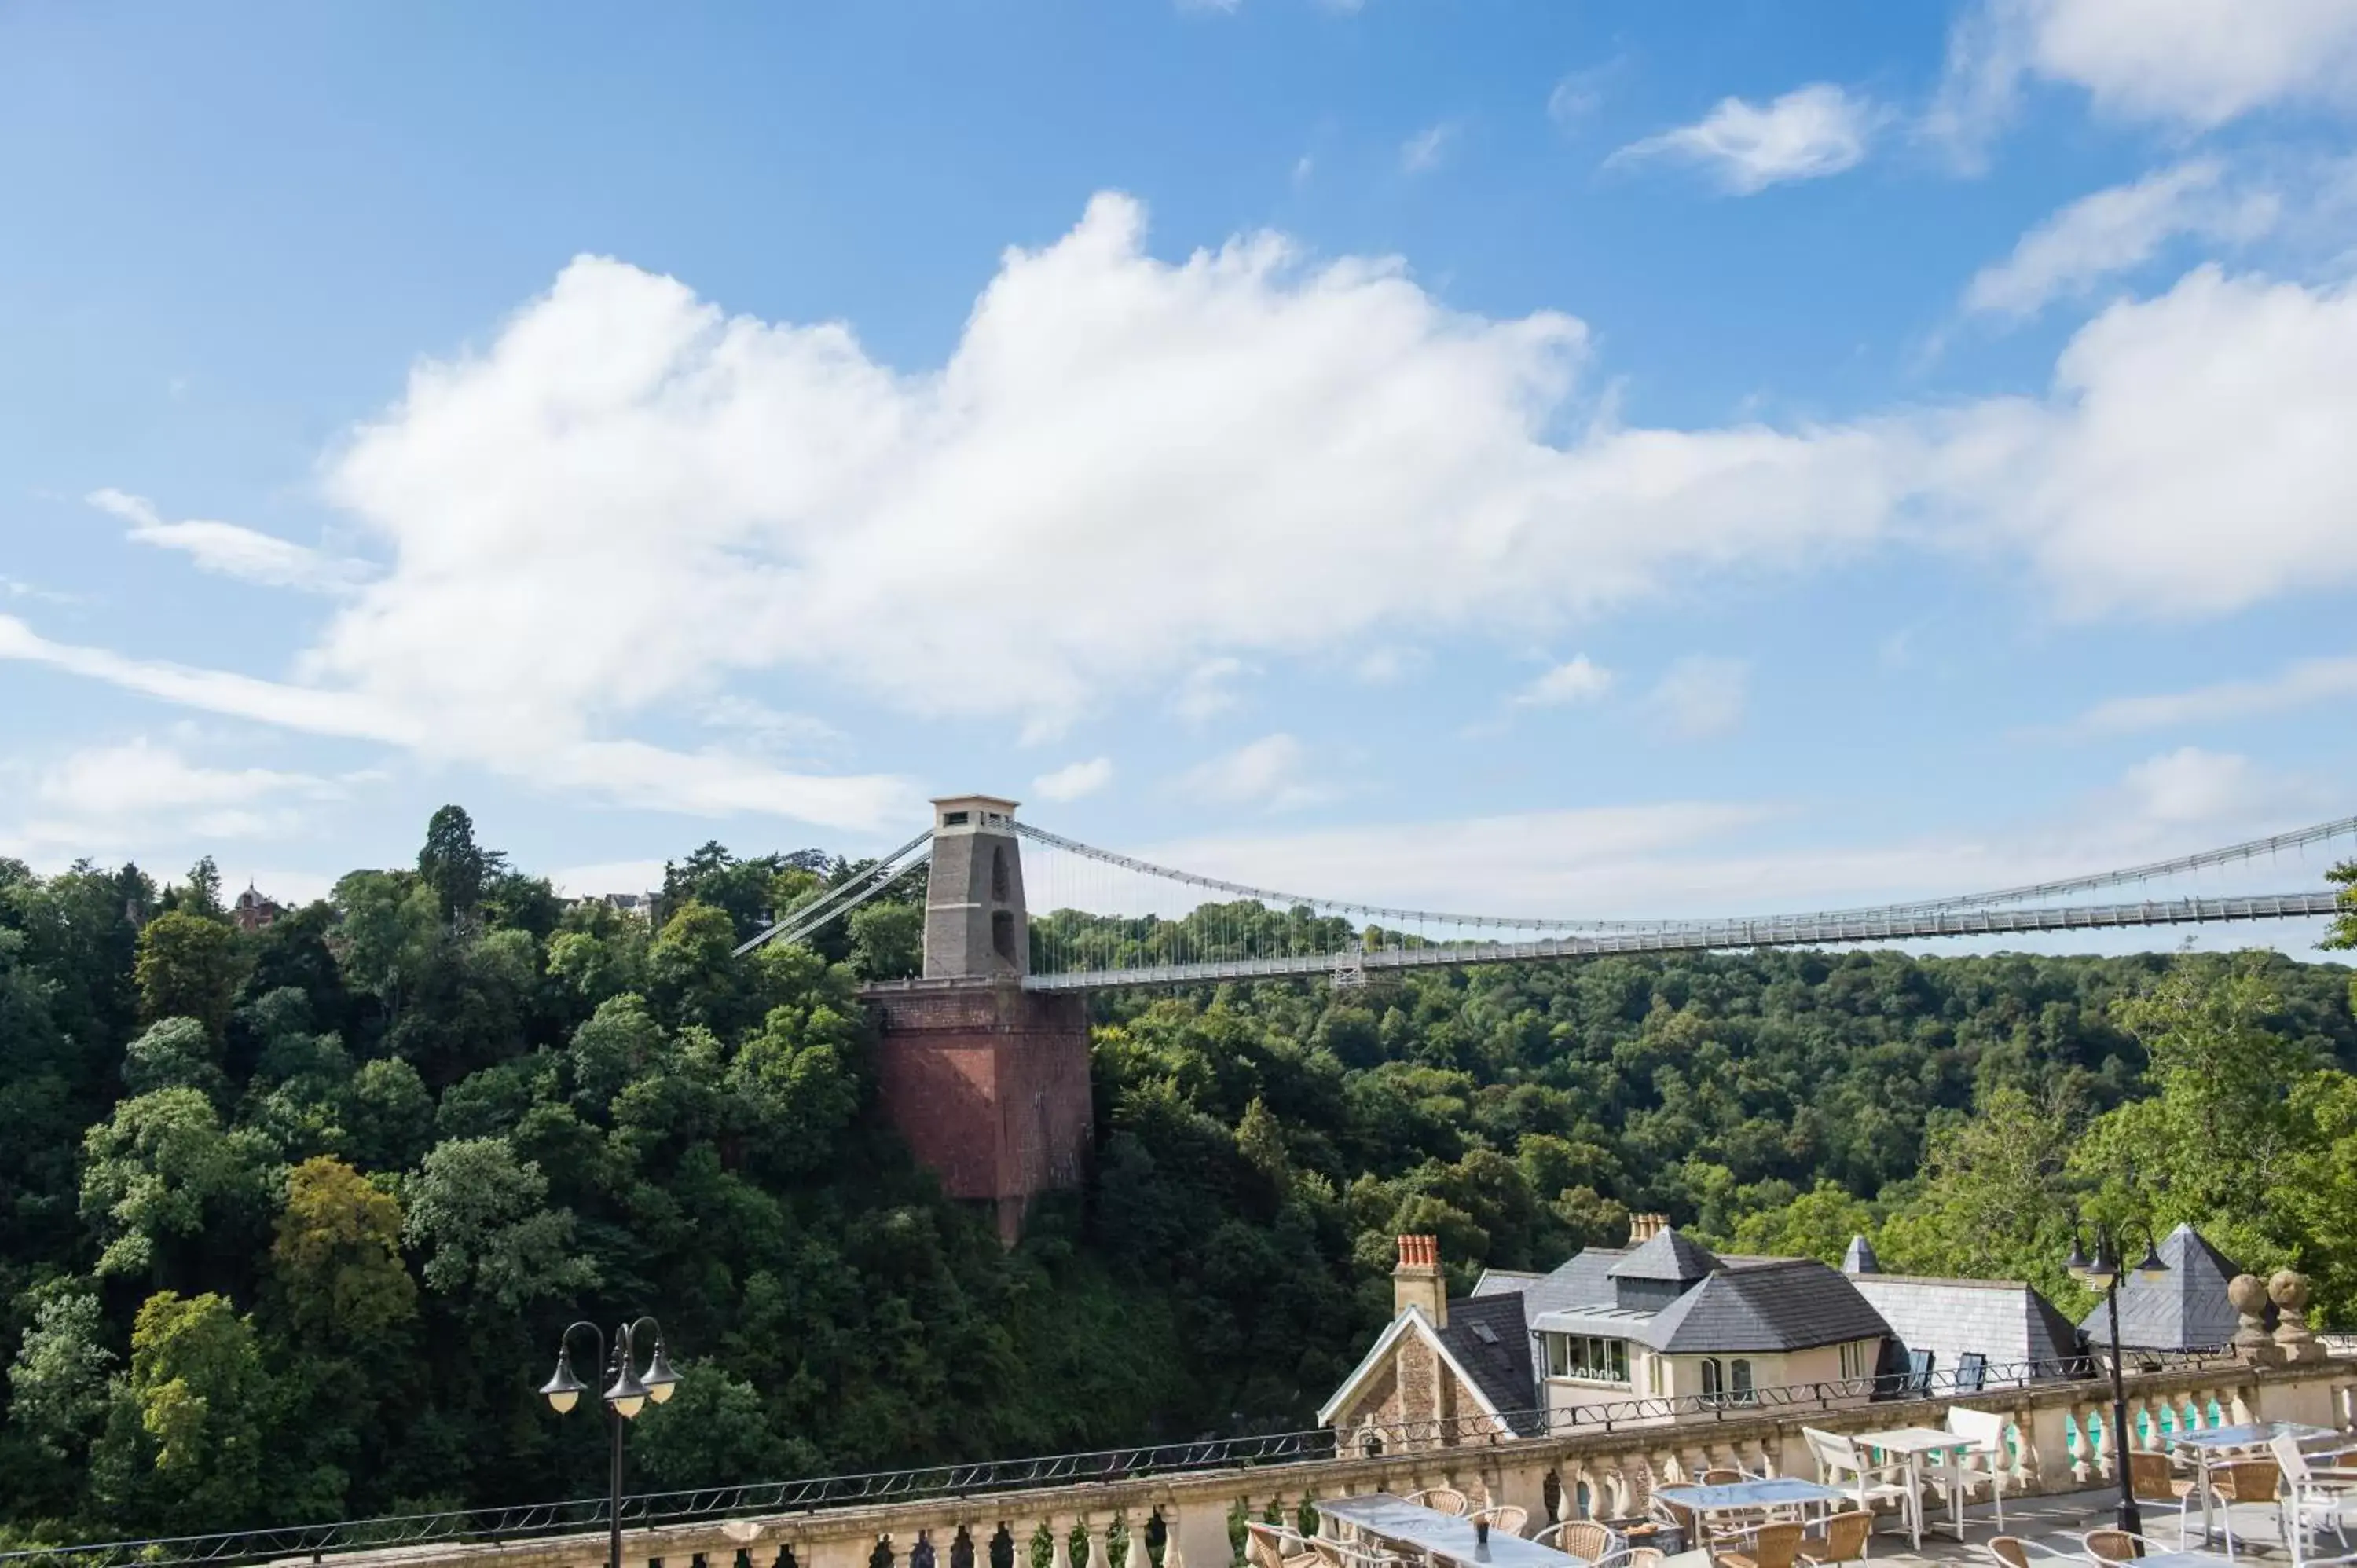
2274 1271 2329 1365
2231 1274 2286 1368
865 980 1093 1244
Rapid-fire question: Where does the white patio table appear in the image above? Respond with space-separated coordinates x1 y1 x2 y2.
1318 1495 1593 1568
1855 1425 1975 1548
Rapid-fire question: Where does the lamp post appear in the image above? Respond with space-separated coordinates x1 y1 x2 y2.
2066 1225 2169 1537
541 1317 681 1568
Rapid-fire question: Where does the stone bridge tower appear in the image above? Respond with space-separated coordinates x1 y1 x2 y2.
863 796 1094 1244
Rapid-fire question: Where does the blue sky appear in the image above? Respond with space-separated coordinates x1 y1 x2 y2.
4 0 2356 947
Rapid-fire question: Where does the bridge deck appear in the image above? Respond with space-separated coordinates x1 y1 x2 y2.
1021 891 2346 991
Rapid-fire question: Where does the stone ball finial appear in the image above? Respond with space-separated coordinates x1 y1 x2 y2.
2271 1269 2312 1314
2229 1273 2270 1317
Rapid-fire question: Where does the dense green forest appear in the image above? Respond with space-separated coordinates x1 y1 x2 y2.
2 808 2354 1546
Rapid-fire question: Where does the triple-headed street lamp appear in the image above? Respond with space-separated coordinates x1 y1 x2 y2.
2066 1223 2170 1537
541 1316 682 1568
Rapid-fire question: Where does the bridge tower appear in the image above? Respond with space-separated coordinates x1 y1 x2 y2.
864 795 1093 1244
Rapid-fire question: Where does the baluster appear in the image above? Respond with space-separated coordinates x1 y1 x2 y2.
1049 1516 1075 1568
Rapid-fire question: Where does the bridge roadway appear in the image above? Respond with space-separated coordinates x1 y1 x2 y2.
1020 889 2348 991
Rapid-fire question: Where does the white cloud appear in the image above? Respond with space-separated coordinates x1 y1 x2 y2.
1178 733 1325 811
1033 756 1115 802
698 694 844 755
2116 746 2283 825
0 615 907 830
2075 655 2357 733
1172 657 1251 723
1513 654 1615 707
1548 64 1615 129
1613 85 1879 194
1648 655 1748 738
1943 266 2357 617
35 738 341 820
89 489 371 594
1931 0 2357 159
22 196 2357 836
1352 647 1425 685
1963 159 2278 320
1401 123 1455 174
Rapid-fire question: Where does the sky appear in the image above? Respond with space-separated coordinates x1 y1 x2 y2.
3 0 2356 954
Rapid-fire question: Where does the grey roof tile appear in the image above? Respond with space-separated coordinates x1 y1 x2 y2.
1643 1258 1889 1354
1608 1227 1723 1283
1437 1292 1544 1434
1843 1234 1881 1274
2077 1223 2245 1350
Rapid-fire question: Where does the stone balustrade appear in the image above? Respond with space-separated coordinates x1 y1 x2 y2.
291 1361 2357 1568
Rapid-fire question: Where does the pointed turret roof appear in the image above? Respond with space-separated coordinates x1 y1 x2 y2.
1843 1234 1881 1275
2077 1222 2245 1351
1607 1225 1721 1284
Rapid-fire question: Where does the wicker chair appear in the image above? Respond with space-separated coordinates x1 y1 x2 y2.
1477 1507 1530 1539
1798 1511 1872 1567
2083 1529 2168 1564
1246 1524 1320 1568
1536 1521 1621 1562
1411 1488 1472 1518
1717 1522 1805 1568
2128 1450 2200 1545
2208 1459 2282 1562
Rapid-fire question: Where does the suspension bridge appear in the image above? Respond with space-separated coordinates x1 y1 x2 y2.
739 796 2357 992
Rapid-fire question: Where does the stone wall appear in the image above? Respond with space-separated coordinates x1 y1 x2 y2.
863 980 1092 1243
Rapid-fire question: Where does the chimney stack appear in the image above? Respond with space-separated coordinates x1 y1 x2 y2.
1628 1213 1667 1245
1393 1234 1447 1328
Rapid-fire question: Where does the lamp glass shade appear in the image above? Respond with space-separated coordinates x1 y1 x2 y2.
643 1342 680 1405
2064 1238 2092 1279
540 1350 588 1414
605 1362 650 1419
2135 1243 2169 1280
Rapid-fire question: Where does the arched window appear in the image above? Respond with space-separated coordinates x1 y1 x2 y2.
991 909 1017 962
992 844 1011 901
1731 1359 1754 1404
1699 1358 1722 1403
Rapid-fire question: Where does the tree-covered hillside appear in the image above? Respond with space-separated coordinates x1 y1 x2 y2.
2 808 2353 1544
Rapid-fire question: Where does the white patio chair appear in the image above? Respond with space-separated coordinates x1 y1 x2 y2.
1929 1407 2012 1531
2275 1433 2357 1568
1802 1427 1916 1541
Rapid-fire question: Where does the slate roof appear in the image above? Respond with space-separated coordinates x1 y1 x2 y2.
1850 1273 2082 1375
1639 1258 1890 1353
1843 1234 1882 1274
2077 1223 2245 1351
1520 1241 1886 1354
1609 1228 1724 1283
1435 1292 1545 1434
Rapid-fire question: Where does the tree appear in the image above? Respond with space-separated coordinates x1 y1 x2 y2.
2326 860 2355 951
630 1364 797 1487
848 901 922 981
270 1157 417 1346
159 857 226 921
135 911 237 1039
82 1088 280 1282
97 1291 269 1530
123 1016 227 1099
5 1288 115 1513
417 806 493 923
402 1137 596 1309
1875 1084 2085 1307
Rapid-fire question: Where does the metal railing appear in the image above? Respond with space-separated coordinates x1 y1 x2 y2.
0 1347 2247 1568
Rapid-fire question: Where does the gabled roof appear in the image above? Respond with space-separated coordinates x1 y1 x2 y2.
2078 1223 2244 1350
1608 1227 1722 1283
1439 1293 1542 1433
1315 1298 1545 1436
1640 1257 1889 1354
